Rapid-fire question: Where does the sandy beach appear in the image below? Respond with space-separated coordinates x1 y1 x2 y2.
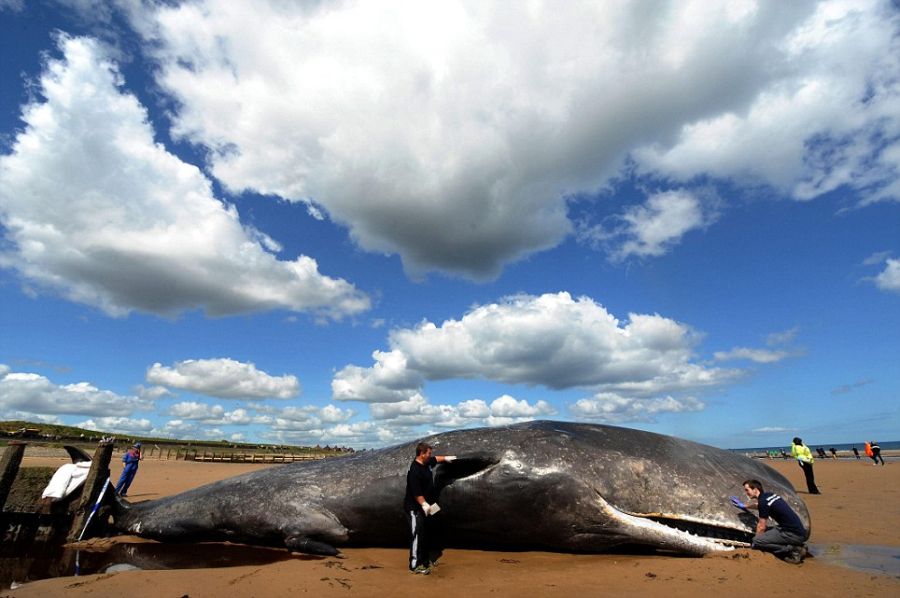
6 453 898 597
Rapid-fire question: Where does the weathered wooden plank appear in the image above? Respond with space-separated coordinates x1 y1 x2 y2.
0 441 26 510
67 442 113 541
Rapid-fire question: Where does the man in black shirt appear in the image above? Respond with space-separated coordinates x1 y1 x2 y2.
741 479 808 564
404 442 456 574
871 441 885 465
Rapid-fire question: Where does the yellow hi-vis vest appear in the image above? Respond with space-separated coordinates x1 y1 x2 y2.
791 443 814 463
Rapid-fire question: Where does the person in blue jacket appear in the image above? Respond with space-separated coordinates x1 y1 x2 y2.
737 479 808 564
115 442 142 496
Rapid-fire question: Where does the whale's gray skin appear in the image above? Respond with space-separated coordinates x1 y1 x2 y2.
112 421 809 556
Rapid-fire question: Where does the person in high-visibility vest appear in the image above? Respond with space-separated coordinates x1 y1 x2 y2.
790 437 820 494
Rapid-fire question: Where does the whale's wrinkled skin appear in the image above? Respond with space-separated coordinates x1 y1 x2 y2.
112 421 809 556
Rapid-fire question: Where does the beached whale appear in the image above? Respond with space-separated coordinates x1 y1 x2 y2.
111 421 809 556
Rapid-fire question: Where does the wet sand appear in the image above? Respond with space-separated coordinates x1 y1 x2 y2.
8 454 899 597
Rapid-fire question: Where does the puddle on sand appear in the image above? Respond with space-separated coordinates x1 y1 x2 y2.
1 542 308 589
809 544 900 578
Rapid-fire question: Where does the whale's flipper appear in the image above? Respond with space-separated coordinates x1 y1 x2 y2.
285 536 341 556
283 505 349 556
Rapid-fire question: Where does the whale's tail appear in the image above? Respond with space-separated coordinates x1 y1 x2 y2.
63 445 92 463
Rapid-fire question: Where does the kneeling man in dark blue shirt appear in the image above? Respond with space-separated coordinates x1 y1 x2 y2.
741 479 808 564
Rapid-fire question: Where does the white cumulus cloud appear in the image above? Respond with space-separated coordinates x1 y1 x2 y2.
110 0 900 277
77 416 154 434
0 35 369 319
633 1 900 204
0 0 24 12
580 189 719 261
265 404 356 433
167 401 270 425
331 351 423 403
570 393 704 424
333 292 737 405
267 419 396 448
714 348 795 364
368 393 555 430
147 358 300 399
715 328 803 363
874 258 900 293
0 368 153 417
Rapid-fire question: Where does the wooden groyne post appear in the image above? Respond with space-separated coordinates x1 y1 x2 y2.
68 441 114 541
0 441 27 510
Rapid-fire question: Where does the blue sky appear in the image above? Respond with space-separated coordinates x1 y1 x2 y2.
1 1 898 449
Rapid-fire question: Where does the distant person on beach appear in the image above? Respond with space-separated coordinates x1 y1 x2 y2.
852 447 860 460
738 479 807 564
829 447 837 459
791 437 820 494
404 442 456 575
115 442 142 496
870 441 885 466
865 441 877 464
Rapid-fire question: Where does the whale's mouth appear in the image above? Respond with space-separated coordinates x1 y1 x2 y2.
434 456 501 491
595 490 754 554
636 514 755 546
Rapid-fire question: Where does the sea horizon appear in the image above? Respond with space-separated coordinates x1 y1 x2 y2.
730 440 900 454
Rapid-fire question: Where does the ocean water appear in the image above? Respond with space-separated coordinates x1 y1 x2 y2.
730 440 900 454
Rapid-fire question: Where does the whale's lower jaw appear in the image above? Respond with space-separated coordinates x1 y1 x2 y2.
595 491 753 555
